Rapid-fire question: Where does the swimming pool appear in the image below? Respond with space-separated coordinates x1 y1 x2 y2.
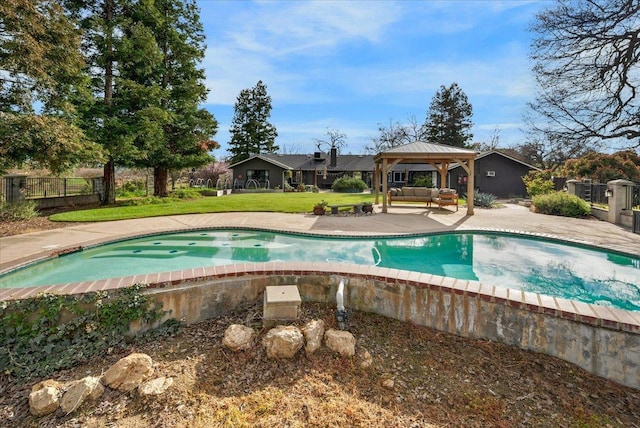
1 229 639 311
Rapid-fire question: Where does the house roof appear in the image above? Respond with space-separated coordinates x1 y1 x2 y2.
231 153 375 172
448 150 541 171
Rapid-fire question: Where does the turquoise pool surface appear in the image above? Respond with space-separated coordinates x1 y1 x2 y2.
1 230 639 311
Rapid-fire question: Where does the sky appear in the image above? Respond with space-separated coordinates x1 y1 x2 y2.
198 0 550 161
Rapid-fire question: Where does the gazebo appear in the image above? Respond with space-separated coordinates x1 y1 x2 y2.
373 141 478 215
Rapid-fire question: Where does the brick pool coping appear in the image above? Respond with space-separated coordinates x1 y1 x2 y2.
1 227 639 335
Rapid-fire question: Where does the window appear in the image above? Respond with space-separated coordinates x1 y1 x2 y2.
246 169 269 182
390 172 406 183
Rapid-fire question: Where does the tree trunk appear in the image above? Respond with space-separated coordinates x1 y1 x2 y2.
154 166 168 197
102 158 116 205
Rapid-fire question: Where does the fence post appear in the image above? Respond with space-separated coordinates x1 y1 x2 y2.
4 175 27 204
607 179 634 225
565 179 579 195
92 177 105 200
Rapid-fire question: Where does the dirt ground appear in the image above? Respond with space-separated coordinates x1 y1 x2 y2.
1 217 640 427
1 303 639 428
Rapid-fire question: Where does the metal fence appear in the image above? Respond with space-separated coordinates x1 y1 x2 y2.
1 176 103 203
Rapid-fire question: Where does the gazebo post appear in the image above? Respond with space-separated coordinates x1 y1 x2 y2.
381 158 388 213
466 158 475 215
374 163 380 204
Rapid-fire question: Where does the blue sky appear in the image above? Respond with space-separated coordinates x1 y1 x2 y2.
198 0 549 160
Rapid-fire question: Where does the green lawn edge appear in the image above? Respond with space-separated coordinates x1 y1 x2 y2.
49 192 377 222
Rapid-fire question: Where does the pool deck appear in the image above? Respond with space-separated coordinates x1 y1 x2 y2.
2 203 639 275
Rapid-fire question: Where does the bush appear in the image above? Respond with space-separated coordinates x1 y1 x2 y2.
522 170 555 197
116 179 147 198
331 176 368 193
0 200 39 220
532 192 591 217
412 175 433 188
170 188 204 199
473 192 498 208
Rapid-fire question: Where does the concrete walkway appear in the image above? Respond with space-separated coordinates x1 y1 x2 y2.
1 203 639 274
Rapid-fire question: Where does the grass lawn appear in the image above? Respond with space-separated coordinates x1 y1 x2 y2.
49 192 376 222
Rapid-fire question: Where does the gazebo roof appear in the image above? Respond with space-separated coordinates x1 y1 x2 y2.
374 141 477 163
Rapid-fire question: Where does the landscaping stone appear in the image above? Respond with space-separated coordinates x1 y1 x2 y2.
60 376 104 414
29 385 61 417
263 325 304 359
102 353 154 392
222 324 256 351
302 319 325 355
324 329 356 357
139 376 174 396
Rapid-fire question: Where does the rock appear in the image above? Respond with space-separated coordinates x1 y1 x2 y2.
222 324 256 351
382 379 395 389
358 349 374 368
302 319 325 355
102 353 154 392
60 376 104 414
324 329 356 357
263 325 304 359
139 376 174 396
29 386 61 417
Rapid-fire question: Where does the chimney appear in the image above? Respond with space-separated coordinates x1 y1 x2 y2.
330 147 337 167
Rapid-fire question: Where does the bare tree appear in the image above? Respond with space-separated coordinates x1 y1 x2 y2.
528 0 640 151
278 143 302 155
366 114 428 154
314 128 347 153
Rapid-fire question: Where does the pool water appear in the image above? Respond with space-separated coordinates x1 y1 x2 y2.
1 230 639 311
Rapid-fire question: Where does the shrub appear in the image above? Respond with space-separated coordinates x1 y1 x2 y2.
412 175 433 188
532 192 591 217
331 176 368 193
170 188 204 199
473 192 498 208
116 179 147 198
0 200 39 220
522 170 555 197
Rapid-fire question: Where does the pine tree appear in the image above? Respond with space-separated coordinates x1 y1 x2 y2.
63 0 140 204
120 0 218 197
228 80 278 164
424 83 473 148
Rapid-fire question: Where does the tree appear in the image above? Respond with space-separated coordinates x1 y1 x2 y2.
63 0 138 204
528 0 640 151
424 83 473 147
561 150 640 182
0 0 103 174
121 0 218 197
314 128 347 153
367 114 428 153
228 80 278 164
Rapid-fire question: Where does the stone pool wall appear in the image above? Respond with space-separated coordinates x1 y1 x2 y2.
145 262 640 390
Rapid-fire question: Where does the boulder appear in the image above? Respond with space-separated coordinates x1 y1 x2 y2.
29 386 60 417
222 324 256 351
139 376 174 397
102 353 154 392
302 319 325 355
324 329 356 357
60 376 104 414
263 325 304 359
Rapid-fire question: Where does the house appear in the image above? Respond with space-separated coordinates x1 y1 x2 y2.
229 148 540 198
228 148 375 190
448 150 541 198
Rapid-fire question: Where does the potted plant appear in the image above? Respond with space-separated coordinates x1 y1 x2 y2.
362 202 374 214
313 200 328 215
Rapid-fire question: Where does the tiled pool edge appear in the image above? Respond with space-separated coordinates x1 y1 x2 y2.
2 261 639 390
